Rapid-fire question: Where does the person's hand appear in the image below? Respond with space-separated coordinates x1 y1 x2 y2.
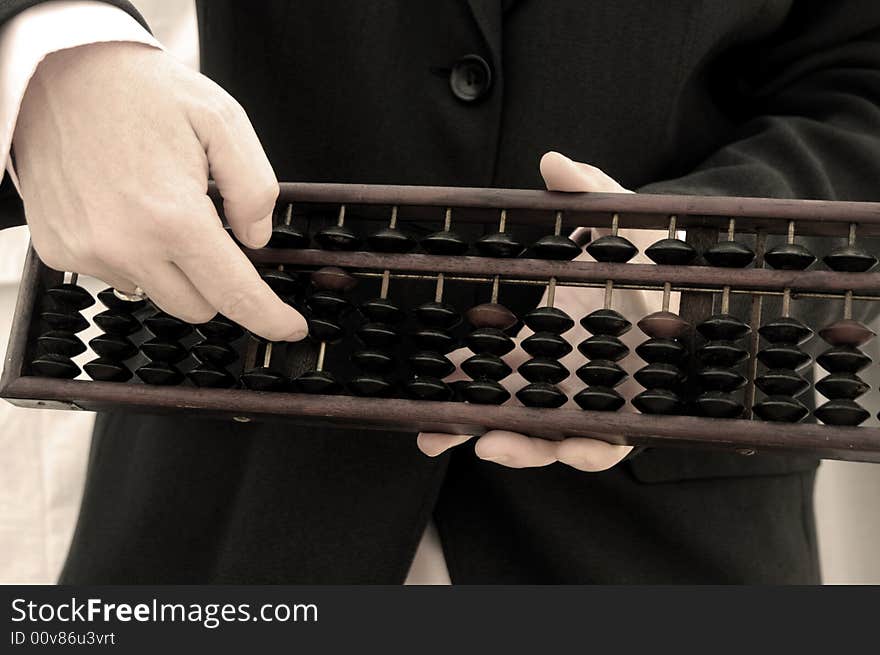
417 151 661 471
13 42 306 340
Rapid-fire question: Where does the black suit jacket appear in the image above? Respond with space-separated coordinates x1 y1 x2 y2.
4 0 880 583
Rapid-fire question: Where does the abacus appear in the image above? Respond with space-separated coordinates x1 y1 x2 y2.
3 183 880 462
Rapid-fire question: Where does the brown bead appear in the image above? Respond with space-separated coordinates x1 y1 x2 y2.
311 266 357 291
819 319 875 347
466 303 518 330
637 311 690 339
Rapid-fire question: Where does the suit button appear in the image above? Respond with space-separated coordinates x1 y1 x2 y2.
449 54 492 102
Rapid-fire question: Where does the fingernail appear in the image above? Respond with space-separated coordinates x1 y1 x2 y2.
481 454 511 465
244 217 272 248
284 329 308 342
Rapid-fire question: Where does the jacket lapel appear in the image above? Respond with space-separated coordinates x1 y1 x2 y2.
464 0 503 63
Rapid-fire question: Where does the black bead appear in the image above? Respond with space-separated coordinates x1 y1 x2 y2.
461 379 510 404
406 377 453 401
308 317 343 342
696 341 748 367
757 344 811 370
46 283 94 310
752 396 808 422
294 370 341 394
349 375 394 397
84 357 131 382
465 327 515 356
187 364 235 388
755 369 810 396
697 367 746 392
817 346 872 373
268 224 309 249
94 310 140 335
38 330 86 357
586 234 637 263
522 307 574 334
577 335 629 362
576 360 627 387
703 241 755 268
823 246 877 272
475 232 523 258
314 225 360 250
97 288 146 311
41 310 88 333
516 382 567 408
466 303 517 330
144 312 192 340
764 243 816 270
636 338 687 365
632 389 681 414
815 373 869 400
31 352 80 379
518 357 568 384
645 238 697 265
462 353 512 381
89 333 137 360
420 230 469 255
409 351 456 378
521 331 572 358
573 386 625 411
352 349 395 374
191 340 238 366
415 302 461 330
529 234 581 261
696 314 750 341
367 227 416 253
196 315 244 341
412 328 457 354
308 290 350 318
814 399 870 426
360 298 405 324
819 319 875 347
135 361 183 386
695 391 743 418
356 322 400 348
580 308 631 337
758 317 812 345
239 367 287 391
140 338 187 363
261 269 299 297
634 363 685 390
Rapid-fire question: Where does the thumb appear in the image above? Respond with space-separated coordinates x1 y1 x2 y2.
539 151 629 193
189 85 279 248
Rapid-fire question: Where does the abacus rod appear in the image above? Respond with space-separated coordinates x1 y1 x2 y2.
316 341 326 371
284 204 293 226
744 229 766 418
263 342 273 368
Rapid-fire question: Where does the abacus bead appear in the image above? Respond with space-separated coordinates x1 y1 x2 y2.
764 243 816 270
465 303 517 331
637 311 689 340
819 319 875 347
421 230 469 255
522 306 574 334
197 315 244 341
357 322 400 348
823 246 877 272
645 238 697 265
815 373 869 399
461 379 510 404
573 386 625 411
461 353 512 381
475 232 523 258
144 312 192 340
575 360 627 387
409 351 456 378
188 364 235 388
309 317 344 342
703 241 755 268
135 362 183 386
815 399 870 426
696 314 750 341
521 332 573 358
586 234 637 263
817 346 872 373
98 288 146 311
295 370 342 394
577 335 629 362
89 334 137 360
696 341 748 367
32 353 80 378
412 328 457 353
636 338 687 364
360 298 404 323
315 225 360 250
465 327 515 356
84 358 132 382
308 291 350 317
752 396 808 422
191 340 238 366
351 349 395 374
349 375 394 397
41 310 88 333
695 392 743 418
758 317 812 345
516 382 567 408
632 389 681 414
268 224 309 249
311 266 357 291
518 357 568 384
261 269 299 296
415 302 461 330
240 367 287 391
529 235 581 261
93 310 140 335
755 369 810 396
580 308 631 337
38 331 86 357
46 283 95 310
406 377 454 401
757 344 810 370
367 227 416 253
697 367 746 392
634 363 685 390
140 338 188 363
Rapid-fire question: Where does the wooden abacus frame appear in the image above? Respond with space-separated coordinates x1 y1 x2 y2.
3 183 880 462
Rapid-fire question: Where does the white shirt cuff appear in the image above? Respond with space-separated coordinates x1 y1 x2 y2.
0 0 162 191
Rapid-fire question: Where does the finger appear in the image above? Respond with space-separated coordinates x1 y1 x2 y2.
189 86 279 248
135 262 216 324
173 207 308 341
417 432 473 457
539 151 630 193
556 438 633 472
474 430 559 468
